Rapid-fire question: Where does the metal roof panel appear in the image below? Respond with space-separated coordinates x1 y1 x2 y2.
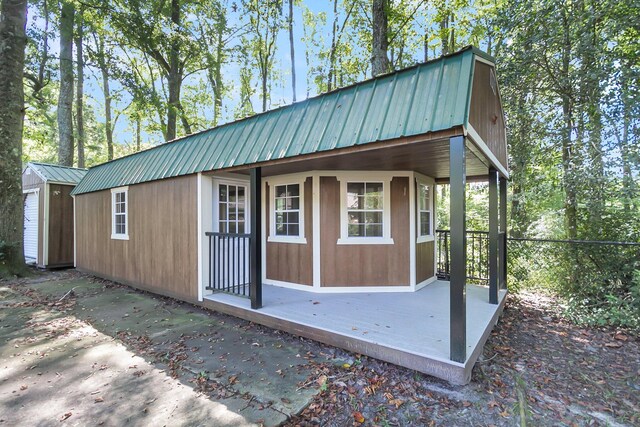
72 47 483 195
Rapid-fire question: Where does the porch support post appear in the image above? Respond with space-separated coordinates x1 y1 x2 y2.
488 167 499 304
499 176 508 291
250 167 263 309
449 136 466 363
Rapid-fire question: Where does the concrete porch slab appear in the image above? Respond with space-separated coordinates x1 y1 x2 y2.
203 281 507 385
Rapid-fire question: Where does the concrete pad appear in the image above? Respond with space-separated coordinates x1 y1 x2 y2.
0 297 254 426
10 276 327 425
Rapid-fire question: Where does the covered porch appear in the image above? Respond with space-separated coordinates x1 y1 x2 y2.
202 280 507 385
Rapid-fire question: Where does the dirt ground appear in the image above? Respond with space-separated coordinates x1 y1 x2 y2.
1 270 638 426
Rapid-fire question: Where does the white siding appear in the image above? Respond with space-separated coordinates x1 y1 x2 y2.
24 192 38 261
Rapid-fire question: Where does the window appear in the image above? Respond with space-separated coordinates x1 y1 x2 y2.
346 182 383 237
111 187 129 240
268 177 306 244
418 183 432 238
337 175 393 245
218 183 246 234
274 184 300 236
416 177 434 243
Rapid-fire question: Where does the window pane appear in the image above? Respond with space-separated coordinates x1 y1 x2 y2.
288 224 299 236
420 211 431 235
229 222 236 234
366 182 383 195
237 186 245 203
237 205 245 222
288 196 300 210
219 185 227 202
348 211 364 225
275 185 287 198
364 211 382 224
219 221 227 233
276 221 286 235
288 211 299 224
365 224 382 237
347 182 364 196
348 223 364 237
229 205 237 221
238 222 245 234
287 184 300 197
219 204 227 221
275 198 286 210
365 194 382 210
228 185 236 203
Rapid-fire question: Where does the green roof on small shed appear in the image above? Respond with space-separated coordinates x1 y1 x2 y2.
73 46 490 195
27 162 87 185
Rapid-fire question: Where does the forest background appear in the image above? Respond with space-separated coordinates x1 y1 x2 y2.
3 0 639 328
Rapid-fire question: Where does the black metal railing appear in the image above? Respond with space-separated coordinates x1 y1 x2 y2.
436 229 491 285
206 232 251 297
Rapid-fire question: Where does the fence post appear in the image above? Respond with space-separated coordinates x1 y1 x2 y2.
489 168 499 304
499 177 508 291
449 136 466 363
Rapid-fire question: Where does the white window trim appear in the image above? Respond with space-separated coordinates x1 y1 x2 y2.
416 175 435 244
111 186 129 240
267 175 307 244
336 173 394 245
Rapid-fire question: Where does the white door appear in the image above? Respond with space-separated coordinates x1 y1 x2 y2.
212 181 250 294
23 191 39 262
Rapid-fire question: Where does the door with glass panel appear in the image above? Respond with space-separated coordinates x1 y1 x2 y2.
212 181 250 295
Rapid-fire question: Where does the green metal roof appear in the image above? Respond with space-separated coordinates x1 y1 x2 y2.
73 47 487 195
27 162 87 185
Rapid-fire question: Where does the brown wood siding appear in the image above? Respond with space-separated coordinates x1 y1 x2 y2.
320 176 409 287
265 177 313 285
75 175 198 302
47 184 74 266
22 167 45 189
469 61 507 169
416 241 435 283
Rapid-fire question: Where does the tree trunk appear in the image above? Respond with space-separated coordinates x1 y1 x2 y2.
101 64 114 161
136 115 141 152
0 0 28 276
213 25 223 125
620 65 635 212
371 0 390 77
560 11 577 240
57 0 74 166
440 14 449 55
288 0 296 102
327 0 338 91
75 10 85 168
166 0 182 141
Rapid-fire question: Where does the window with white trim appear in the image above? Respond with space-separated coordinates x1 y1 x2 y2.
274 184 300 236
417 182 433 238
337 175 393 245
268 177 306 244
111 187 129 240
346 182 383 237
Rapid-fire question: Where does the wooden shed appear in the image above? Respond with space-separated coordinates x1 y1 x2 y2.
72 47 509 384
22 162 87 268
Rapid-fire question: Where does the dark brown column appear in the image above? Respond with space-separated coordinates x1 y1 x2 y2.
488 167 499 304
449 136 466 363
250 167 263 309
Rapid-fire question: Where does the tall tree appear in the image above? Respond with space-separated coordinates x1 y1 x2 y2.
0 0 28 276
57 0 74 166
111 0 201 141
371 0 390 76
243 0 282 112
75 7 85 168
